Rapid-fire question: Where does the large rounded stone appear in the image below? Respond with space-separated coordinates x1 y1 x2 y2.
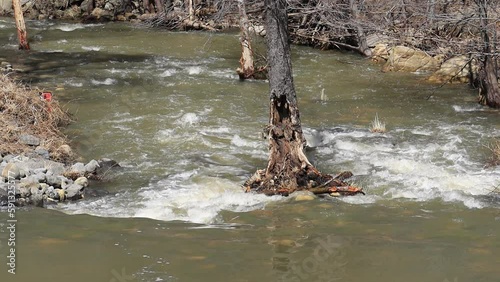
19 134 41 146
291 191 317 201
1 163 20 179
74 176 89 187
382 45 440 73
65 183 85 200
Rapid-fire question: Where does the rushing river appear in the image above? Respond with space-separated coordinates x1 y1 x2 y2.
1 18 499 282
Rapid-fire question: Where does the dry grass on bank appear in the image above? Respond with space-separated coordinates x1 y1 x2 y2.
487 138 500 167
0 74 73 161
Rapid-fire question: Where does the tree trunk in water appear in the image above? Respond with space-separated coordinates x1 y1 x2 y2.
12 0 29 50
243 0 363 197
479 54 500 108
236 0 255 79
349 0 371 57
477 0 500 108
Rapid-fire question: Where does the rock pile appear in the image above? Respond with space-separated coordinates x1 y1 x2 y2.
0 155 119 207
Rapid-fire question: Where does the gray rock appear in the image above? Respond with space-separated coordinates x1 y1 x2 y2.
81 0 91 12
18 185 31 198
45 185 55 199
65 183 85 200
0 154 3 162
34 172 46 183
20 172 45 184
69 162 86 176
2 154 16 162
60 177 72 189
35 148 50 159
1 163 20 179
96 158 119 174
29 184 45 207
16 160 44 176
0 184 7 206
30 193 44 207
46 175 63 187
45 160 65 176
39 183 50 194
104 2 114 10
84 159 100 173
19 134 41 146
30 184 43 196
33 168 48 174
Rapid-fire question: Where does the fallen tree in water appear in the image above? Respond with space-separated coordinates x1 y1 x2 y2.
243 0 364 197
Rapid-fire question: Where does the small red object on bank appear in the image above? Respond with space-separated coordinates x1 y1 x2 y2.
40 91 52 102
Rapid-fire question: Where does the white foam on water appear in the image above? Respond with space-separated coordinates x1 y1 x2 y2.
57 39 68 44
134 176 282 224
82 46 102 51
53 23 103 31
66 81 83 87
186 66 203 75
321 126 500 209
91 78 117 85
54 24 87 31
208 69 238 79
231 135 260 148
173 109 212 127
160 69 177 77
453 104 485 112
56 174 282 225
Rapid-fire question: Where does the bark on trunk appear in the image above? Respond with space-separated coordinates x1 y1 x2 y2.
243 0 363 197
12 0 29 50
154 0 164 14
477 0 500 108
236 0 255 79
186 0 194 21
349 0 371 57
479 55 500 108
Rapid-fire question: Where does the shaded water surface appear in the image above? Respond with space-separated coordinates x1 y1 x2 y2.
0 18 499 282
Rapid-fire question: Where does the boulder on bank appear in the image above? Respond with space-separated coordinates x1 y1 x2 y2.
381 45 441 73
428 55 478 84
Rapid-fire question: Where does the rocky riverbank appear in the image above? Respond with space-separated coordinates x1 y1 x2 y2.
0 73 118 207
0 156 118 207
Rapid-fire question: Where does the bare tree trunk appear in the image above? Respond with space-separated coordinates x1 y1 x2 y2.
236 0 255 79
154 0 164 14
143 0 150 13
186 0 194 21
477 0 500 108
243 0 363 197
349 0 371 57
12 0 29 50
427 0 435 25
